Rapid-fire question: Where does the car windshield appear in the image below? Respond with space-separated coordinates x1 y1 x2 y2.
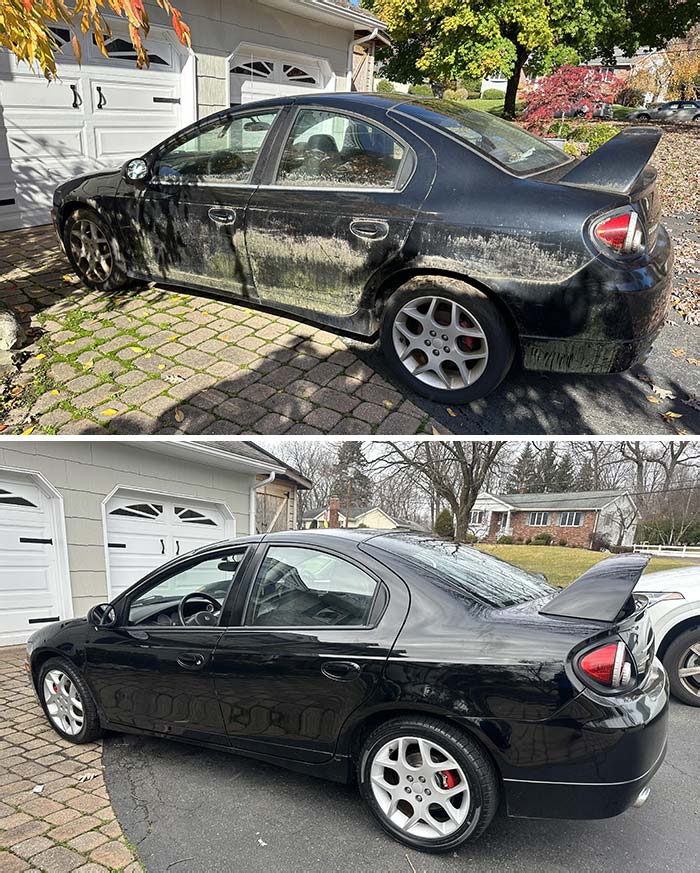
371 533 554 608
393 99 569 176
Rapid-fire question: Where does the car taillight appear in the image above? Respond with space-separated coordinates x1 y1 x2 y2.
593 211 644 254
579 641 634 690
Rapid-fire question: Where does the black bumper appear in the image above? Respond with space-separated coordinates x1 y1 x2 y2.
502 660 669 820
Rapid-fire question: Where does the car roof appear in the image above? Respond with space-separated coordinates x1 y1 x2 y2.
635 565 700 592
188 527 418 556
228 91 417 113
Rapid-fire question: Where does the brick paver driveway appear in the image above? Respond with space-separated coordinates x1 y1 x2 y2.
1 223 698 436
0 646 141 873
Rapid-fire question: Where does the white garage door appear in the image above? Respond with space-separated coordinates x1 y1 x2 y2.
105 493 232 597
0 474 65 645
0 25 190 231
230 46 332 105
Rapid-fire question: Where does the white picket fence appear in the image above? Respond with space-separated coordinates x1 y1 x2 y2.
633 543 700 557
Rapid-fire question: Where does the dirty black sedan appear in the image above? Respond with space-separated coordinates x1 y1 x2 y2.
52 93 673 403
27 530 668 853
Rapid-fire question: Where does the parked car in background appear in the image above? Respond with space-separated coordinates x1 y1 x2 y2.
628 101 700 122
53 93 673 404
635 566 700 706
27 531 668 853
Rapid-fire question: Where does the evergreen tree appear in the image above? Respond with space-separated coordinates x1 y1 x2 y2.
331 443 373 523
506 444 538 493
575 458 595 491
434 508 455 538
552 452 575 491
535 444 559 492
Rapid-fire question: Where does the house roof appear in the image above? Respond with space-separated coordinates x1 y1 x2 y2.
191 441 312 488
496 490 628 511
303 504 427 530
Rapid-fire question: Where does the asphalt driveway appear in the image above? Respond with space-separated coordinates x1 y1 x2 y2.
104 700 698 873
1 215 698 436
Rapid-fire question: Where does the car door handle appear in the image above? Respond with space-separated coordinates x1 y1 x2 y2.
208 207 236 226
177 653 207 670
349 219 389 241
321 661 361 681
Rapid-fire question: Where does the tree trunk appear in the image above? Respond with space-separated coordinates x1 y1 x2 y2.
454 504 471 542
430 80 446 98
503 45 528 118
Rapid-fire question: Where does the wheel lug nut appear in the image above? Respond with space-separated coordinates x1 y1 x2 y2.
405 787 412 793
424 339 431 346
441 334 448 341
407 775 414 782
432 349 440 356
416 795 422 802
443 345 450 352
429 330 437 337
418 776 425 783
425 788 431 796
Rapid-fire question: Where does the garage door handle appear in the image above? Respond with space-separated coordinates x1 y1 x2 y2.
177 653 206 670
96 86 106 109
70 84 82 109
208 207 236 227
321 661 361 681
349 219 389 241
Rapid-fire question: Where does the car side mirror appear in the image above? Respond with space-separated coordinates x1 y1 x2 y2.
124 158 149 182
87 603 117 628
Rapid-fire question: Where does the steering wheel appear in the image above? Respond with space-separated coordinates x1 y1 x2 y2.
177 592 222 627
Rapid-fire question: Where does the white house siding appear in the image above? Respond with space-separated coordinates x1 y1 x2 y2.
146 0 353 118
0 442 253 619
596 495 639 547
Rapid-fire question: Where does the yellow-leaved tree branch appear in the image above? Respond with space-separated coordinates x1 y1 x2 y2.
0 0 191 80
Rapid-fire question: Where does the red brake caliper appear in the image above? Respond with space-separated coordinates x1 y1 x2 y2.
439 770 458 789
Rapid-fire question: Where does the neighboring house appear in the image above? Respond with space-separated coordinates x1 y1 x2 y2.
248 443 313 533
302 504 426 531
469 490 639 548
0 0 387 231
0 439 295 646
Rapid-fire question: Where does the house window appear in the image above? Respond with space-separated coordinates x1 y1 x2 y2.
470 510 485 525
527 512 551 526
559 511 584 527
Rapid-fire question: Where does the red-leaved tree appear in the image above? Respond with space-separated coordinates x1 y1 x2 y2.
522 65 617 131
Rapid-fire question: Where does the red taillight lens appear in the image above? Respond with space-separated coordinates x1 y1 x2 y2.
579 641 634 690
593 211 644 254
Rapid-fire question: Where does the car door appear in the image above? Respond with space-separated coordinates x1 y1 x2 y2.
212 540 409 763
119 108 283 297
84 544 253 744
657 101 681 120
244 106 435 321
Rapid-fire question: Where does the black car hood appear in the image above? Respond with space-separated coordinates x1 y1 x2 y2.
540 554 650 623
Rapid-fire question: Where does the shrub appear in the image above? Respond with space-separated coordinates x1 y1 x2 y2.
558 538 568 547
375 79 394 93
433 508 454 538
408 83 432 97
591 533 612 552
568 123 618 153
453 87 470 101
481 88 505 100
443 88 458 101
497 535 514 544
563 141 580 157
463 532 478 544
615 86 644 107
532 532 553 545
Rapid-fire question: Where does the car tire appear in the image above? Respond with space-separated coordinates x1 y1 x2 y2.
357 716 499 853
62 207 133 292
637 113 651 121
37 657 103 743
381 276 515 403
662 628 700 707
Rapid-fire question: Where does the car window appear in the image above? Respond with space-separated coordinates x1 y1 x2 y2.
664 103 680 110
369 534 554 608
393 99 569 176
247 546 378 627
128 549 247 626
275 108 405 188
154 111 279 184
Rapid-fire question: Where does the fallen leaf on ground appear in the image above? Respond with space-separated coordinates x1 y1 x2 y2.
21 426 35 435
688 358 700 366
174 409 185 423
35 353 46 361
100 409 118 417
660 411 683 420
50 389 59 395
446 407 457 417
83 360 94 369
0 425 7 433
77 771 99 783
671 347 685 357
646 395 662 404
652 385 675 400
129 346 142 353
158 364 165 370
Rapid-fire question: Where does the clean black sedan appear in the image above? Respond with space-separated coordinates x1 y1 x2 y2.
27 530 668 853
52 93 673 404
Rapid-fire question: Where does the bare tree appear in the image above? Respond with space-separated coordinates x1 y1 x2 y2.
372 441 506 541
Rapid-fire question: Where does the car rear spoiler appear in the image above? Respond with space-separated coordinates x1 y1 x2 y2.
540 554 650 623
559 126 661 195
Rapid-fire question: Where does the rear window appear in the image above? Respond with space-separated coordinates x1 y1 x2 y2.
370 534 554 608
393 99 569 176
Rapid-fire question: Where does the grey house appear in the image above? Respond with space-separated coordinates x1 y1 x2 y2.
0 440 303 645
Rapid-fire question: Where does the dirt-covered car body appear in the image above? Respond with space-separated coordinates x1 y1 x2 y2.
52 93 673 376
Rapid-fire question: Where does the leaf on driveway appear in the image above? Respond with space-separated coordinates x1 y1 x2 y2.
652 385 675 400
21 426 35 435
77 771 99 783
646 395 662 404
175 409 185 423
660 411 683 420
83 360 94 369
446 407 457 417
687 358 700 366
100 409 118 417
670 347 686 357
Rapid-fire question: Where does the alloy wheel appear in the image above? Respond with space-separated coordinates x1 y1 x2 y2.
43 669 84 736
392 296 489 391
369 735 471 840
69 219 113 283
678 642 700 699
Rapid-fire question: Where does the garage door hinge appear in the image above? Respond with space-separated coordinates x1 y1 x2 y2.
153 96 180 104
19 537 53 545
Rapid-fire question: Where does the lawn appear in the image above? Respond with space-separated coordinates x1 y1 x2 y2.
476 545 700 588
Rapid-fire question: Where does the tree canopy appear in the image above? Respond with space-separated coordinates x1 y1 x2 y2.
0 0 190 80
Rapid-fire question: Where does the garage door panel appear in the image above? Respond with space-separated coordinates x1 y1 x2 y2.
87 79 180 115
93 126 172 160
0 76 81 111
5 124 88 161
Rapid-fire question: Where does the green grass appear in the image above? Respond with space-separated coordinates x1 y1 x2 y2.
476 545 700 588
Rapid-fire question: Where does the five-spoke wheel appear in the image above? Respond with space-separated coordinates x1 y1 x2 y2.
664 629 700 707
43 668 84 736
68 218 113 284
